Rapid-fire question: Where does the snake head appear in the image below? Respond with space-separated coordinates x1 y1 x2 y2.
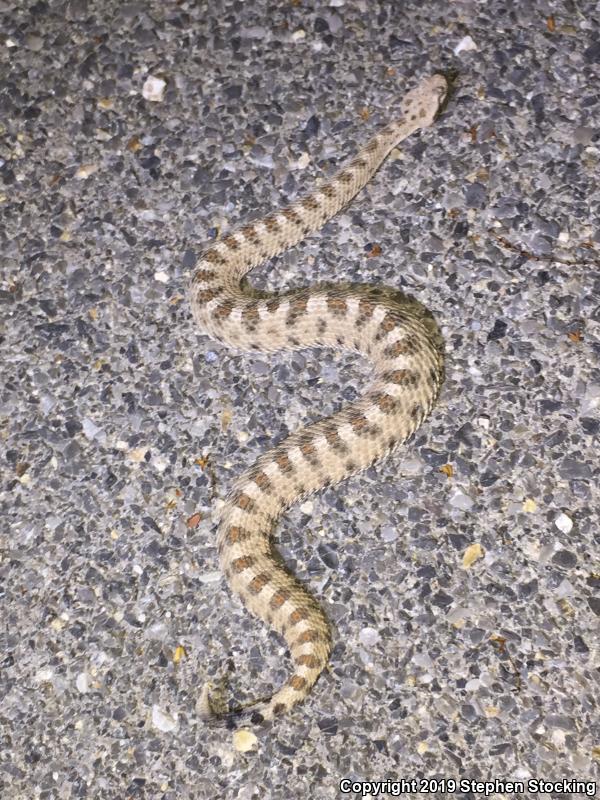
400 72 456 127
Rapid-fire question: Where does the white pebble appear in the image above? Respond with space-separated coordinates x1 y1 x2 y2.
142 75 167 102
152 455 169 473
581 384 600 414
299 500 314 515
554 512 573 534
35 668 54 683
454 35 478 55
359 627 380 648
380 525 398 543
233 729 258 752
397 456 423 475
75 163 98 179
82 417 102 440
198 571 223 584
551 728 566 749
151 704 178 732
412 651 433 668
40 393 56 414
250 152 275 169
127 446 148 463
154 270 169 283
449 489 474 511
76 672 89 693
146 621 168 640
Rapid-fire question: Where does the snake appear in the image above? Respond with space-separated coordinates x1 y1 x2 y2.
192 74 450 723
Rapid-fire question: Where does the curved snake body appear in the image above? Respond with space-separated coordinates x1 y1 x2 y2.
192 75 449 722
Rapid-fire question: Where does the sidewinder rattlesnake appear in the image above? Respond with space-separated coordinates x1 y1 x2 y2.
192 73 451 723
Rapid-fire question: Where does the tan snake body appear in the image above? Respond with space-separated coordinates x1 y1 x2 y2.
192 74 449 722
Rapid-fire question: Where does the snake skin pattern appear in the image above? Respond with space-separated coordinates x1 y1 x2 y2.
193 75 449 723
